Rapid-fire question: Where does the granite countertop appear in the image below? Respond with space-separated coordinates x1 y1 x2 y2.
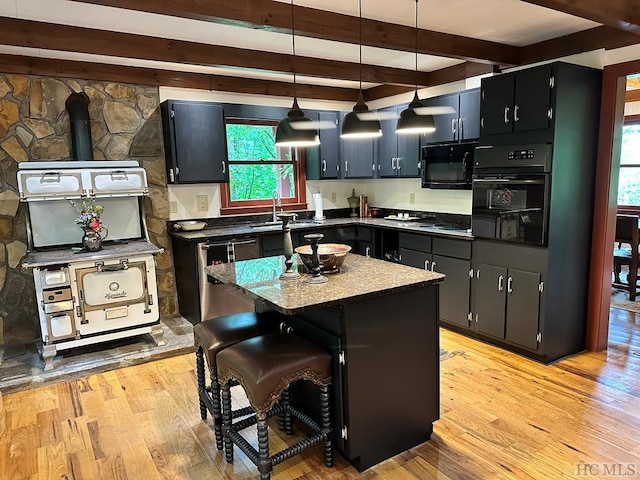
205 253 445 315
22 239 163 268
172 217 473 242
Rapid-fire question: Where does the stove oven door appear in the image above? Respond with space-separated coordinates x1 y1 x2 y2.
73 256 159 336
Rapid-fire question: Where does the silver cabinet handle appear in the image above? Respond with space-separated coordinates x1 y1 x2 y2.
222 161 226 174
345 160 348 172
507 276 513 293
322 159 327 172
498 275 504 292
514 105 520 122
480 117 484 129
365 246 371 257
451 118 457 134
391 157 396 170
424 259 430 270
169 168 175 182
431 261 436 272
504 106 510 124
397 157 402 170
458 118 463 137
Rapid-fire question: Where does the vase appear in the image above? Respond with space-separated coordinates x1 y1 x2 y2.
81 228 103 252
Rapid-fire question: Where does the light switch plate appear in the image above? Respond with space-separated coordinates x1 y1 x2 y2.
196 195 208 212
409 193 415 204
331 192 337 202
170 201 178 213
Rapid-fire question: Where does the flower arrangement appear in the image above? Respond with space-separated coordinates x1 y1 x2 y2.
75 200 104 232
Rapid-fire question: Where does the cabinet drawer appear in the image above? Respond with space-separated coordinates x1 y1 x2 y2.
357 227 373 242
399 233 431 253
432 237 471 259
399 248 431 270
261 233 284 253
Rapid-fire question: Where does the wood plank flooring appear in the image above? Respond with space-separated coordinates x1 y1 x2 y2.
2 308 640 479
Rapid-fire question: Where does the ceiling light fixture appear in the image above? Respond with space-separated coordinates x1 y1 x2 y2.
341 0 382 139
396 0 436 135
275 0 320 147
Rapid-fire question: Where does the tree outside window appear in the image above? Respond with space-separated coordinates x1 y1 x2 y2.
617 122 640 207
220 120 307 215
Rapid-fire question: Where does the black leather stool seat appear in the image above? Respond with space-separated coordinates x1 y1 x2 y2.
193 311 276 451
194 311 275 370
217 332 331 414
217 332 333 480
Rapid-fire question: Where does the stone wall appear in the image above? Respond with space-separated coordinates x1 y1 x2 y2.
0 74 178 350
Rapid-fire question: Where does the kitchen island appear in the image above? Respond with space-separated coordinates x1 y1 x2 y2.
205 254 444 471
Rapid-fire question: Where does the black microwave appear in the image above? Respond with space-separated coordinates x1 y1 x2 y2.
421 142 477 189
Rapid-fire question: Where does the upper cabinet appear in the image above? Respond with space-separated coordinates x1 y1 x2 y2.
306 111 340 180
422 88 480 145
378 105 420 178
480 64 552 138
161 100 228 184
340 112 377 179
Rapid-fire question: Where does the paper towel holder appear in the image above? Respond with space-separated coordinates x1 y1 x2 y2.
313 190 325 222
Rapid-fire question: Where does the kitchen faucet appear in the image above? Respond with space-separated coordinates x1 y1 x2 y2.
271 189 281 223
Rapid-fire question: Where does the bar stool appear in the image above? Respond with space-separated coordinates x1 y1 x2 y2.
193 311 277 450
217 332 333 480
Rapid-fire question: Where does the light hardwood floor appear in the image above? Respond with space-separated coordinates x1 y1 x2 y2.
2 308 639 480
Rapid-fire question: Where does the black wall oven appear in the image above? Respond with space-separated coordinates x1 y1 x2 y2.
472 144 552 246
421 142 476 189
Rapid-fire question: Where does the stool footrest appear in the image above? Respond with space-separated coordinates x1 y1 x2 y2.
271 432 327 467
230 404 284 432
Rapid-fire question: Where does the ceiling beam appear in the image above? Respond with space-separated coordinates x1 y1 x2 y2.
519 25 640 65
0 54 359 102
521 0 640 35
0 17 430 87
67 0 521 66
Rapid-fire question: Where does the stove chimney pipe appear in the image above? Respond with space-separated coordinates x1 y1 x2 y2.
65 92 93 160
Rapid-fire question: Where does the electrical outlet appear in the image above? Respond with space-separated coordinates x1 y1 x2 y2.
331 192 337 202
409 192 415 204
170 201 178 213
196 195 208 212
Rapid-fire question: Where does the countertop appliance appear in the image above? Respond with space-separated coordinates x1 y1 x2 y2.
471 144 552 246
19 161 164 370
421 142 477 189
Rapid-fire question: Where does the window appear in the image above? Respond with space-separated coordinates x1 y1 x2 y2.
220 119 307 215
617 121 640 207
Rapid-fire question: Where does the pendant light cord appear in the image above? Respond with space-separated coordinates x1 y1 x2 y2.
291 0 297 99
359 0 363 92
414 0 419 93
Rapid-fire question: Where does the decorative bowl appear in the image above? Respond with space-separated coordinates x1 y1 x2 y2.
174 220 207 231
295 243 352 272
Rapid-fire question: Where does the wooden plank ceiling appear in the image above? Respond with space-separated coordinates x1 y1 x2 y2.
0 0 639 102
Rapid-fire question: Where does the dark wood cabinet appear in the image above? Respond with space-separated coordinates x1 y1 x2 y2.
422 89 480 145
432 237 472 330
340 112 377 179
378 105 420 178
306 111 340 180
161 100 228 184
479 64 553 138
355 227 378 258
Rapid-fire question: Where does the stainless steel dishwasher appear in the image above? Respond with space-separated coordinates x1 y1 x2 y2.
196 236 259 322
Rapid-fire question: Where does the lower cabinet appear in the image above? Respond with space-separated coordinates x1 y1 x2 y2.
355 226 378 258
472 240 546 354
259 231 300 257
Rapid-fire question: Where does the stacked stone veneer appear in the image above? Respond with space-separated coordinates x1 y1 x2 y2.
0 74 178 351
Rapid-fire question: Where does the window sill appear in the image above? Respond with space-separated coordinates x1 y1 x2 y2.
220 203 308 216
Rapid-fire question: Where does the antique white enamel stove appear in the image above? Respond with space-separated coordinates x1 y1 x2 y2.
19 161 165 370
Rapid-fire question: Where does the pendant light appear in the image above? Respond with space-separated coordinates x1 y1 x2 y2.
396 0 436 135
275 0 320 147
341 0 382 139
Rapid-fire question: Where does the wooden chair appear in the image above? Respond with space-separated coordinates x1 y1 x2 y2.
613 214 640 300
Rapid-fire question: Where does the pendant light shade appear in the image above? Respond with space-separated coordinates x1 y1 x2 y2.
275 99 320 147
341 91 382 139
275 0 319 147
396 91 435 135
341 0 382 139
396 0 436 135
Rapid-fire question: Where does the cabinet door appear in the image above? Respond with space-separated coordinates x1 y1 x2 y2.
341 138 376 178
170 101 228 183
318 111 340 179
396 125 420 177
474 263 506 339
399 248 432 270
458 89 481 141
434 255 471 329
480 74 515 136
505 269 541 350
378 106 398 177
422 93 458 144
513 65 552 133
